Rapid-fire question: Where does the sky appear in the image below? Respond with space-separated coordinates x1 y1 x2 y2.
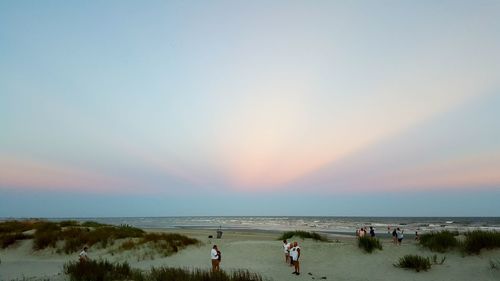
1 0 499 217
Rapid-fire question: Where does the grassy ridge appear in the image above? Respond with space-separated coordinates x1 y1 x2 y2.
418 230 500 255
64 260 265 281
0 220 199 256
278 231 329 242
462 230 500 255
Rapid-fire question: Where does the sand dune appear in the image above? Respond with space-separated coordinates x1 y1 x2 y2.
1 229 499 281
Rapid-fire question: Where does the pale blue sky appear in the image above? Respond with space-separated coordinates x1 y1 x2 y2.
1 0 499 217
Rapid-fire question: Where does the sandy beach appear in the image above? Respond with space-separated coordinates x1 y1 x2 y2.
1 228 499 281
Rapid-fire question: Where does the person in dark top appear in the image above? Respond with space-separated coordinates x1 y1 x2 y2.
369 226 375 237
392 228 398 244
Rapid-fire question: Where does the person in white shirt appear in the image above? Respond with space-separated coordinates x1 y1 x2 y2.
290 241 301 275
396 228 404 245
210 245 220 271
79 246 89 262
283 240 291 263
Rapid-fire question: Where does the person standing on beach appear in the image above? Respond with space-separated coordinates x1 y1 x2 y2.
396 228 404 245
211 245 220 272
290 241 301 275
370 226 375 237
283 240 291 263
392 228 398 244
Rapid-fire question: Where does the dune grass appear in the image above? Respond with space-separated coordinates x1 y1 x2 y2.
357 236 382 253
64 260 144 281
278 230 329 242
419 231 459 253
462 230 500 255
394 254 431 272
1 220 200 256
116 233 200 257
64 260 265 281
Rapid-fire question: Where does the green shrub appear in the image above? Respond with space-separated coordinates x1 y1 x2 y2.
0 220 35 233
149 268 264 281
64 260 265 281
419 231 458 253
64 260 143 281
358 236 383 253
462 230 500 255
0 233 32 248
81 221 109 228
394 255 431 272
118 233 200 257
278 231 329 242
33 222 61 250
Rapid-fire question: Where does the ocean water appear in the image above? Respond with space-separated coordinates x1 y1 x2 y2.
45 216 500 235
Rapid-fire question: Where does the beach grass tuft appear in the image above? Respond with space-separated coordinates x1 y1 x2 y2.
357 236 382 253
278 230 329 242
64 260 265 281
462 230 500 255
419 231 459 253
394 254 431 272
64 260 144 281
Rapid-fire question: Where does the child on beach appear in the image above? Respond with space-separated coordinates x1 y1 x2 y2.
79 246 89 262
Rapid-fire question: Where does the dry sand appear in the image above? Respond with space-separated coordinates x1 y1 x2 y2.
1 228 499 281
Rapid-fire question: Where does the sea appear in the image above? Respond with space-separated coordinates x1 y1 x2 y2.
37 216 500 237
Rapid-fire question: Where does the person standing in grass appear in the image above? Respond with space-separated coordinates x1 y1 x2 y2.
79 246 89 262
211 245 220 272
290 241 301 275
283 239 291 263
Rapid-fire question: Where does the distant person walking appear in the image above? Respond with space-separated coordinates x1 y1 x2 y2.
211 245 221 272
79 246 89 262
370 226 375 237
396 228 404 245
290 241 301 275
415 231 420 242
283 240 291 263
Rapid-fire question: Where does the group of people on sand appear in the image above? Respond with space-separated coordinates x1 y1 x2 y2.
391 227 404 245
356 226 376 237
283 240 301 275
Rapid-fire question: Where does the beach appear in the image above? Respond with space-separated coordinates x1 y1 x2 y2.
1 228 499 281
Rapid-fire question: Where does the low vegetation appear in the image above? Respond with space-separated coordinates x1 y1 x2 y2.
278 230 329 242
462 230 500 255
64 260 143 281
64 260 265 281
0 220 199 257
1 232 32 248
419 231 458 253
394 254 431 272
357 236 382 253
117 233 200 257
